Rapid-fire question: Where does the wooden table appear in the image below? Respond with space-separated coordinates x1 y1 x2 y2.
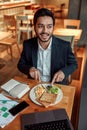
0 31 13 62
54 28 82 42
0 32 19 60
31 4 40 10
0 32 12 41
0 76 75 130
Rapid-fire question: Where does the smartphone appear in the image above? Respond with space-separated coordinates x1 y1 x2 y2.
9 101 29 116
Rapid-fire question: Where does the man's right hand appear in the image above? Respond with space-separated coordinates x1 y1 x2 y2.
29 67 41 81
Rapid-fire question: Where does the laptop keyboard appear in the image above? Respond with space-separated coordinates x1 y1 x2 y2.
24 119 72 130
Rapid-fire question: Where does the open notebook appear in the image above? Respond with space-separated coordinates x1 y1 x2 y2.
1 79 30 99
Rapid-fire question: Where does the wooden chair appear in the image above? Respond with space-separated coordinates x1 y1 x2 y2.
55 35 75 52
23 9 34 15
64 19 81 52
53 3 67 19
16 15 33 43
23 10 34 27
64 19 80 29
0 37 20 61
70 48 86 130
3 15 16 37
55 35 75 84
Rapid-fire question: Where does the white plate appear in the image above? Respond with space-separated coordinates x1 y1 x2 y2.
29 84 63 106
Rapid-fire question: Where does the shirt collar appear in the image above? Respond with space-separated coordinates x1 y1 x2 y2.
38 37 52 51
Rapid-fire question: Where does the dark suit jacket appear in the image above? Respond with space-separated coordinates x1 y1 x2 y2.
17 35 78 84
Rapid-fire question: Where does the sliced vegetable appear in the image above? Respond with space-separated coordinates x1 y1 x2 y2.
47 85 59 94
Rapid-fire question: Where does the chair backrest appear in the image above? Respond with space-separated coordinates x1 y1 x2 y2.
16 15 28 21
55 35 75 52
4 15 16 31
16 15 33 42
16 15 29 30
23 9 34 15
64 19 80 29
55 35 75 84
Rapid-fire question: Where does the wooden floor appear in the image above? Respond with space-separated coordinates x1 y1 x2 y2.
0 44 25 86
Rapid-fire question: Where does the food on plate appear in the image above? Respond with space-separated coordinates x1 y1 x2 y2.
34 84 46 99
37 100 51 108
37 92 57 108
47 85 59 94
40 92 57 103
34 84 59 108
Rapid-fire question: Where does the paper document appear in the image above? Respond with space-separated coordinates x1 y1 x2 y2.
0 94 18 128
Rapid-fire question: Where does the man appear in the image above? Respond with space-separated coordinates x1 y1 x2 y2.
17 8 78 85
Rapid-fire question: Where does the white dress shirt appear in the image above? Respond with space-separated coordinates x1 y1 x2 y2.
37 38 52 82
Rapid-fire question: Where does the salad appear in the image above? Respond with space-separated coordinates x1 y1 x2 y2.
47 85 59 94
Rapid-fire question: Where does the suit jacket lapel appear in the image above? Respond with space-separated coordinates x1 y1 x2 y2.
32 39 38 68
51 36 60 77
51 38 56 73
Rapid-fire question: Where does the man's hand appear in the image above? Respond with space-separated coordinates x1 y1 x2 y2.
51 70 65 85
29 67 41 81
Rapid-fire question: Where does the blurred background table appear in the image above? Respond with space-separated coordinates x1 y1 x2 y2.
54 28 82 42
0 31 12 41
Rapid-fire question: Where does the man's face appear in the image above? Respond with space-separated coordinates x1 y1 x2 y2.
34 16 54 43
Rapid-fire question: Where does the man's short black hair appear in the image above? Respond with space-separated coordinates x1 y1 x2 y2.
33 8 55 26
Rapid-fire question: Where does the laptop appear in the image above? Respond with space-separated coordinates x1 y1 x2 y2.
21 108 74 130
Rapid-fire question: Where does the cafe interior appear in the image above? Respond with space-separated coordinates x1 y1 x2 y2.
0 0 87 130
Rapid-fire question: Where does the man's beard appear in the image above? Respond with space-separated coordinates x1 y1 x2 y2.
38 33 52 43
